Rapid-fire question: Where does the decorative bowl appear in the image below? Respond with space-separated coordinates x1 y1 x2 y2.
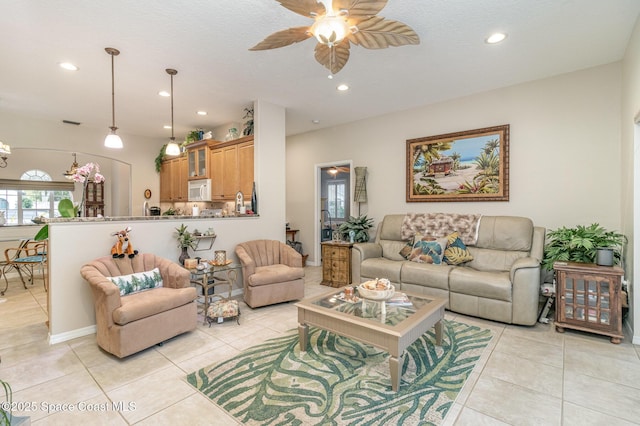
357 279 395 301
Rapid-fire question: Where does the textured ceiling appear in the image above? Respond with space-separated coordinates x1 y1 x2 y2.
0 0 639 141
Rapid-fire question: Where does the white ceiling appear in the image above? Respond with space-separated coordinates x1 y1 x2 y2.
1 0 639 141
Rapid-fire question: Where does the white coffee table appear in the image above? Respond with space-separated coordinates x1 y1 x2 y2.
295 289 446 391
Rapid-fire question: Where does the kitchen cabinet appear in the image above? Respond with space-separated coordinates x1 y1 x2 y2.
554 262 624 343
187 141 208 179
160 155 188 202
210 136 254 201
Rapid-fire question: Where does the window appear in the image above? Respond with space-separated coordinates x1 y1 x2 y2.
327 179 346 220
0 170 74 225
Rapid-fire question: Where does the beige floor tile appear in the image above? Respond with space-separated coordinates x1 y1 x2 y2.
67 334 113 368
565 333 639 363
565 348 640 390
503 320 565 347
465 376 562 425
0 335 54 368
454 371 481 406
442 402 463 426
482 351 564 398
87 349 173 391
177 343 241 374
562 401 638 426
0 344 85 392
106 365 197 424
563 371 640 423
30 394 128 425
154 329 223 364
135 392 241 425
453 407 511 425
12 369 104 422
493 333 564 368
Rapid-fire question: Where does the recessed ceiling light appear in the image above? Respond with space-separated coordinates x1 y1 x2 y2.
337 84 349 91
59 62 78 71
164 125 172 129
486 32 507 44
158 91 170 97
312 119 320 124
196 111 207 116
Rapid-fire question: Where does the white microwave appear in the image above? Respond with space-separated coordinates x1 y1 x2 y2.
188 179 212 202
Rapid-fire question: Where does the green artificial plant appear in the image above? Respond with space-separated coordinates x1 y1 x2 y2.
175 224 197 250
155 144 167 173
338 215 375 243
542 223 627 271
1 378 12 424
34 199 78 241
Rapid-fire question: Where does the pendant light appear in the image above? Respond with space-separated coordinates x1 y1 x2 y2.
63 152 79 179
104 47 123 149
164 68 181 156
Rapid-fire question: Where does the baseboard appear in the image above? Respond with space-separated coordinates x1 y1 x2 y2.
49 324 96 345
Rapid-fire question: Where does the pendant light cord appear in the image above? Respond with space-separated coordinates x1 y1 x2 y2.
111 52 116 130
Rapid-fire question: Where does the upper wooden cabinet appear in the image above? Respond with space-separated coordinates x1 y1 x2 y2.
210 136 254 201
187 141 209 179
160 155 188 202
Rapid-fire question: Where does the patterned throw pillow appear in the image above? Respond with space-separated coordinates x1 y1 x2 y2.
443 232 474 265
407 235 448 264
399 237 415 259
107 267 163 296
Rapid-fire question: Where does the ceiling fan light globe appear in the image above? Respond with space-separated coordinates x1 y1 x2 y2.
311 15 349 46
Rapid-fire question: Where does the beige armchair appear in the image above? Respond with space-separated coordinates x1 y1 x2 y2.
80 253 197 358
235 240 305 308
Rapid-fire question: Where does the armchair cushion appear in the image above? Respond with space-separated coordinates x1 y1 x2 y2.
113 286 196 325
250 264 305 287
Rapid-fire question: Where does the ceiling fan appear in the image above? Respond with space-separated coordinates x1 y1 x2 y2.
250 0 420 74
327 165 350 176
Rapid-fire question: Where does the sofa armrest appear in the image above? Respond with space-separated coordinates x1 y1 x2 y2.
510 257 542 325
155 256 190 289
352 243 383 284
353 242 382 261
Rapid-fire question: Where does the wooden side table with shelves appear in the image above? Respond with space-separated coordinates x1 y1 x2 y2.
321 241 353 287
554 261 624 343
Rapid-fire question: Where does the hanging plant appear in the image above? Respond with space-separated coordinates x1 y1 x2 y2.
155 145 167 173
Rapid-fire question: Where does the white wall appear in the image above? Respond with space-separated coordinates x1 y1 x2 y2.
0 111 161 217
287 63 623 266
621 16 640 343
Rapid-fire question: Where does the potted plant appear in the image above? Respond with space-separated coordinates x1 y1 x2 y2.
175 224 197 265
338 215 374 243
542 223 627 271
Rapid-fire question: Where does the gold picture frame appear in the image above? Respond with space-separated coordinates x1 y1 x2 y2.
406 125 509 202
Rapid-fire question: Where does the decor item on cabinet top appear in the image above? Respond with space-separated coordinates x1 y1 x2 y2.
542 223 627 271
175 223 198 265
243 107 254 136
225 128 240 141
71 161 105 217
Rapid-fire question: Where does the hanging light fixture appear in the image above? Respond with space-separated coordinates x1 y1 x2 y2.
164 68 181 156
63 152 79 179
0 141 11 168
104 47 123 149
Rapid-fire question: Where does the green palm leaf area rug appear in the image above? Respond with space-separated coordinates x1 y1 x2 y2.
187 320 492 425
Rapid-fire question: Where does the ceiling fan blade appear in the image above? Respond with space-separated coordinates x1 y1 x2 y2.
334 0 388 18
315 41 350 74
250 27 313 50
277 0 325 17
350 16 420 49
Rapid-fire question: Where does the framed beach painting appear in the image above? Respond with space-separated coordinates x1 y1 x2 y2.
406 125 509 202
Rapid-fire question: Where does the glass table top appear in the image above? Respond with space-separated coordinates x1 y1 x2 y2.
311 289 435 327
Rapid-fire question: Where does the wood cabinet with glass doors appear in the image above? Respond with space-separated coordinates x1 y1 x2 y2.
187 140 208 179
84 181 104 217
210 136 254 201
554 262 624 344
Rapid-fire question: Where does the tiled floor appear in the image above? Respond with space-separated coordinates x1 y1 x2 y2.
1 266 639 425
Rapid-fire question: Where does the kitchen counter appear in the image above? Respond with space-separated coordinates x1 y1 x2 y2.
42 214 259 223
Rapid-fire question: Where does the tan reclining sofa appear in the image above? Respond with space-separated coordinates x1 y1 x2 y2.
352 214 545 325
80 254 197 358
